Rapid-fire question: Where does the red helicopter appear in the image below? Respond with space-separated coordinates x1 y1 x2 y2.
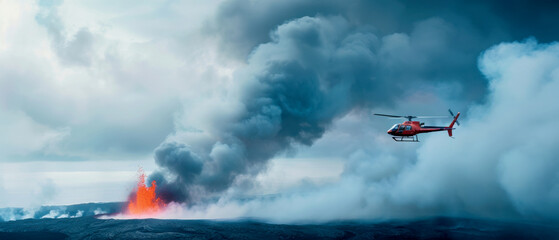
374 109 460 142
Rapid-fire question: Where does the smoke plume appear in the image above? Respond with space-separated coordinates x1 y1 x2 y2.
145 0 559 223
151 13 492 203
146 39 559 223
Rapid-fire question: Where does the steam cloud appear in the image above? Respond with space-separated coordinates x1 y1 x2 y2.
146 0 559 222
0 203 121 221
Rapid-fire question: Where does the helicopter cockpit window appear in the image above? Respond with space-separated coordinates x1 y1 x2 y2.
405 125 412 131
398 125 405 131
390 124 399 131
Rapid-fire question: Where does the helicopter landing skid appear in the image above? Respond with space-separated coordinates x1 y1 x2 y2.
392 135 419 142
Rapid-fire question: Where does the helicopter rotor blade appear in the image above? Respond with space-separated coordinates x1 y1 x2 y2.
414 116 452 119
376 110 460 124
375 113 417 121
375 113 449 119
374 113 406 118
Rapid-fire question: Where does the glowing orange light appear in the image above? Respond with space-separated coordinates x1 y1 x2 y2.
127 168 166 215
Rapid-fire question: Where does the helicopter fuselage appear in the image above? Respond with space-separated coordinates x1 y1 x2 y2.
387 121 452 136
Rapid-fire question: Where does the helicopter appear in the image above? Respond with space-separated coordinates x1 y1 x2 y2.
374 109 460 142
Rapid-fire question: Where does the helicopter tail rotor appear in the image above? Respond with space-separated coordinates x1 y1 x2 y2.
448 109 460 126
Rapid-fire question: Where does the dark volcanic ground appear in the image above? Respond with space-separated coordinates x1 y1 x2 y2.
1 217 558 240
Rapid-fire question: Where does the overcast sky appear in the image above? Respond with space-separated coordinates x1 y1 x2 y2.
1 0 559 223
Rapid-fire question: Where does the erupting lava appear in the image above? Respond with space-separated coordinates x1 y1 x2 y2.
127 169 166 216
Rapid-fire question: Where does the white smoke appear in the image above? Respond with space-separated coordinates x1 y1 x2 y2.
41 210 60 219
93 208 106 215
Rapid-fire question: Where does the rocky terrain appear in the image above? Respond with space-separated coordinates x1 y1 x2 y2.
1 216 557 239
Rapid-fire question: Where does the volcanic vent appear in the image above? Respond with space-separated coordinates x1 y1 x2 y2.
126 168 166 217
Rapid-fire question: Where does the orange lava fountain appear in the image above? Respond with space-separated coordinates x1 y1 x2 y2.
127 169 166 216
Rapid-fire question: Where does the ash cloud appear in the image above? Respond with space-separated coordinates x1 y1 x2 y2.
145 0 559 222
209 0 559 100
153 13 491 203
211 0 559 59
151 0 559 207
150 39 559 224
154 16 386 201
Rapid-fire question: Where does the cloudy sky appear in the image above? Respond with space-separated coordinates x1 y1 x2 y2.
1 0 559 223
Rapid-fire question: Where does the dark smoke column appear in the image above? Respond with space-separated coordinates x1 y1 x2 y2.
149 16 387 203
